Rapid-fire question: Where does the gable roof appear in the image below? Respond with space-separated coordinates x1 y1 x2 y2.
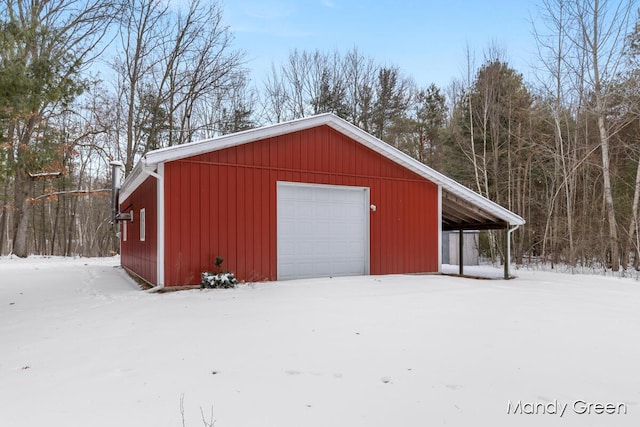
119 113 524 229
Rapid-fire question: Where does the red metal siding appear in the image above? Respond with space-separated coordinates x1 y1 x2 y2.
162 125 439 286
120 176 158 284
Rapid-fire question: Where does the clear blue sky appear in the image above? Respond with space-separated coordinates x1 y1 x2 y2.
223 0 540 90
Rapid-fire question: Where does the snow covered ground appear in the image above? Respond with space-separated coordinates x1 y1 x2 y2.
1 257 639 427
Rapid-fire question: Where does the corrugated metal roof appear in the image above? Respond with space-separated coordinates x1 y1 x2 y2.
119 113 524 229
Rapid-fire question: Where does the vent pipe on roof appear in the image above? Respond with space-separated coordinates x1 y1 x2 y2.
110 161 124 223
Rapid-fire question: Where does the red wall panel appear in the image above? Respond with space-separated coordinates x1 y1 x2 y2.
161 125 439 286
120 176 157 285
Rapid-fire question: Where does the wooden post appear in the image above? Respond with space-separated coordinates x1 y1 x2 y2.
459 229 464 276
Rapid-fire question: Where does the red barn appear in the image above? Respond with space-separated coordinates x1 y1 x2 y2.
117 114 524 289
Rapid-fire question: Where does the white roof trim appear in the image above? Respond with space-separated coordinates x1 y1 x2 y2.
119 113 525 226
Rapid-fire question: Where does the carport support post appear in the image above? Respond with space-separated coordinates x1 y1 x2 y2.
504 227 509 279
459 229 464 276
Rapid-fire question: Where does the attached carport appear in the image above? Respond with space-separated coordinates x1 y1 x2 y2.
440 189 524 279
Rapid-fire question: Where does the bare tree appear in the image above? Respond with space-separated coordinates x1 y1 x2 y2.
621 10 640 268
113 0 167 173
534 0 580 264
262 63 290 123
570 0 634 270
532 0 637 269
343 47 378 129
113 0 245 173
198 71 257 136
261 47 382 128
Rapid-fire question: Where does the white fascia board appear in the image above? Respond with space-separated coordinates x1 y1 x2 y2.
118 158 164 204
118 162 144 203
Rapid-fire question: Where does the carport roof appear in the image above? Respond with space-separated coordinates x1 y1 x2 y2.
120 113 524 230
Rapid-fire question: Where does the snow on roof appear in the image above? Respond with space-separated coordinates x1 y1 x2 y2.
119 113 524 228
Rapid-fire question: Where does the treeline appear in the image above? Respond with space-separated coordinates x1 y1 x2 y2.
1 0 640 270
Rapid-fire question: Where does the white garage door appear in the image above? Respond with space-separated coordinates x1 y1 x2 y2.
277 182 369 280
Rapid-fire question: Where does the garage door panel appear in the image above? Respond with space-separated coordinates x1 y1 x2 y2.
277 182 369 280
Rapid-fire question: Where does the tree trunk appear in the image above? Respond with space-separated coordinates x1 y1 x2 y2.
12 172 32 257
597 113 619 270
624 145 640 270
0 179 8 255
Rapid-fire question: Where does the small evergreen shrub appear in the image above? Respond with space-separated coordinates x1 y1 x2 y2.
201 256 239 289
201 271 238 288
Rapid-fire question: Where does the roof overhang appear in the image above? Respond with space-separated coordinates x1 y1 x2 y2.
441 190 509 230
119 113 525 229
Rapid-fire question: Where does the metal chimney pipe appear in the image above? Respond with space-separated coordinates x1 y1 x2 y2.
110 161 124 223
